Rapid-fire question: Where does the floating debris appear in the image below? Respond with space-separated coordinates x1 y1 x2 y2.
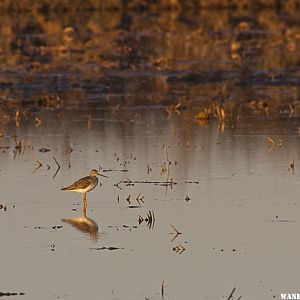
0 292 25 297
128 205 140 209
39 148 51 153
0 204 7 211
51 226 63 230
123 179 177 187
102 168 128 172
173 244 185 255
90 247 124 251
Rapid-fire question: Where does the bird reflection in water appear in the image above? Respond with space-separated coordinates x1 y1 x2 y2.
62 199 98 240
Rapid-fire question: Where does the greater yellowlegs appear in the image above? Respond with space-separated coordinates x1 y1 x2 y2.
61 169 107 209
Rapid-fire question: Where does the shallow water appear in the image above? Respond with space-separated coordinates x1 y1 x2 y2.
0 109 299 299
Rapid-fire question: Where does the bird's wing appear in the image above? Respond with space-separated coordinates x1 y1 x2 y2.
62 176 92 191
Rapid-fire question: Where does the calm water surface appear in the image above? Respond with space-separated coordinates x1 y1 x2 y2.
0 110 300 299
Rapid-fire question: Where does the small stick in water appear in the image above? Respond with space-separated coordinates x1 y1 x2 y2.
227 287 236 300
33 155 42 174
52 156 61 179
161 280 165 300
170 224 182 243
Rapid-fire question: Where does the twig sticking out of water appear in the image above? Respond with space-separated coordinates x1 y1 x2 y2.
267 137 276 146
166 102 181 118
136 193 144 207
87 115 92 129
65 145 73 154
161 162 169 175
227 287 241 300
147 165 152 174
170 224 182 243
35 116 42 128
161 280 165 300
33 155 42 173
164 144 169 163
52 156 61 179
114 181 123 190
13 136 22 158
22 140 29 155
227 287 236 300
33 155 42 167
267 136 283 153
15 109 20 127
289 159 295 175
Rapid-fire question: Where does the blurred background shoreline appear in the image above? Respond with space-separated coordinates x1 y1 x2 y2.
0 0 299 117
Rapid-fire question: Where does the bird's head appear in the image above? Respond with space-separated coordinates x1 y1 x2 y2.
90 169 108 178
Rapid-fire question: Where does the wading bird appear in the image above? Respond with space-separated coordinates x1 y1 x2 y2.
61 169 107 210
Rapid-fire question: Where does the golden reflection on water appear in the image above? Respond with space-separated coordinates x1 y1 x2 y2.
62 202 98 240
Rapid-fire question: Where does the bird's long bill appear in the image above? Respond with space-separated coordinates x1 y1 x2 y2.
100 174 108 178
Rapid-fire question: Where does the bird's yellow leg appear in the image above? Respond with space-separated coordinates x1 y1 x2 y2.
83 193 87 218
